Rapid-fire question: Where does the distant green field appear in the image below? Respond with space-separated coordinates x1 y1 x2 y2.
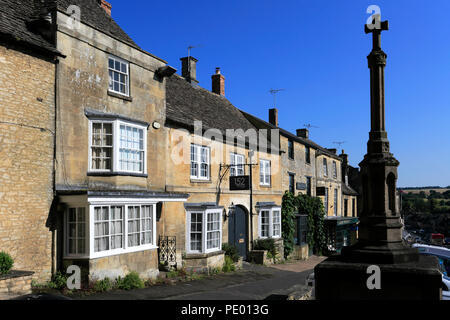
399 188 450 195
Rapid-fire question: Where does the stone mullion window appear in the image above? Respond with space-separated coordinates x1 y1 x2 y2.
323 158 328 177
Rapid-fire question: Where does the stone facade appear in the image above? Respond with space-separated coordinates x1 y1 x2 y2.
315 152 343 216
0 44 56 282
0 271 34 299
164 127 283 268
53 10 181 281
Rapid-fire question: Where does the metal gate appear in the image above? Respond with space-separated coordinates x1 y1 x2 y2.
158 236 176 268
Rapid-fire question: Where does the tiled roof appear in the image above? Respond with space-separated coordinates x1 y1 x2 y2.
342 183 358 196
166 75 258 134
240 110 342 160
0 0 58 55
0 0 142 56
56 0 141 50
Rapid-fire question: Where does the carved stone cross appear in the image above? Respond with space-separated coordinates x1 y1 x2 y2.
365 19 389 51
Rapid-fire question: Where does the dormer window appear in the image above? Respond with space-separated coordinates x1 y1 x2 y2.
108 55 129 96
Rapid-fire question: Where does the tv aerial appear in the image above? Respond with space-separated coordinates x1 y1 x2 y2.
269 88 285 108
304 123 319 130
333 141 346 149
187 44 202 58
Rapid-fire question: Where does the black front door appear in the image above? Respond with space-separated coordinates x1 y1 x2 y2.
228 206 248 260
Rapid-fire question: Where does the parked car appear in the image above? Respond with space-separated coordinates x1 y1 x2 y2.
412 243 450 300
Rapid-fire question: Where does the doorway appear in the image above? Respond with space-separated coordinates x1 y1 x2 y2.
228 205 248 260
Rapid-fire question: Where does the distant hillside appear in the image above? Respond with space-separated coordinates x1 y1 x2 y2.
398 187 450 195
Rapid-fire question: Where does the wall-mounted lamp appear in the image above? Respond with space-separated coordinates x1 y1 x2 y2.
224 202 235 221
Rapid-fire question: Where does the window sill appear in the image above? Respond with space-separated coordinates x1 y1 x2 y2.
260 184 272 188
107 90 133 102
184 250 224 260
88 171 148 178
190 178 212 184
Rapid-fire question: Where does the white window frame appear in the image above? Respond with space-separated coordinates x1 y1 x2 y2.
65 207 88 258
108 55 130 97
186 209 223 254
334 188 338 216
230 153 245 176
323 158 328 177
88 119 147 175
258 207 282 239
260 159 271 186
333 161 337 179
190 144 210 180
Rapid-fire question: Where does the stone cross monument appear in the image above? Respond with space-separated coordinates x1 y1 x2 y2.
314 18 442 300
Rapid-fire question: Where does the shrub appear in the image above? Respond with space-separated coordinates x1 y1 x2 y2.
0 251 14 275
93 278 113 292
281 191 297 259
48 272 68 290
222 243 240 262
116 272 144 290
253 238 278 258
222 256 236 273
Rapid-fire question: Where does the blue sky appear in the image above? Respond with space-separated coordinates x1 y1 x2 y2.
109 0 450 187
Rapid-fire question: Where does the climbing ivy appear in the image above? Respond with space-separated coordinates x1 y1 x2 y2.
281 191 296 259
281 192 327 257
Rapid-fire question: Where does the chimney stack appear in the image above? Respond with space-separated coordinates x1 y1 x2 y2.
327 148 337 154
269 108 278 127
98 0 112 16
211 67 225 96
296 128 309 139
180 56 198 84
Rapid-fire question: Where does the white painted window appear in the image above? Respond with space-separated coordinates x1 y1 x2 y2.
333 161 337 179
89 120 147 175
108 55 129 96
190 144 210 180
94 206 124 252
127 205 153 247
91 122 113 170
258 207 282 239
67 208 87 255
323 158 328 177
230 153 245 176
186 210 222 254
260 159 271 186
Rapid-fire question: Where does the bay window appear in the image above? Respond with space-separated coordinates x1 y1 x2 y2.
64 203 156 259
186 209 222 254
258 207 282 239
89 119 147 175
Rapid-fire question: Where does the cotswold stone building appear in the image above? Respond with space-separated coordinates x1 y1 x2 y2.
165 59 283 268
52 0 187 281
0 0 360 282
0 0 61 281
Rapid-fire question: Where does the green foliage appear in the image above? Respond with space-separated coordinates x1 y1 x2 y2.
93 278 113 292
48 272 68 290
116 271 144 290
222 243 240 262
281 191 296 259
0 251 14 275
222 256 236 273
253 238 277 257
295 194 326 255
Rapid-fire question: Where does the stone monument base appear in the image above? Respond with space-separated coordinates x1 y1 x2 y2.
314 254 442 300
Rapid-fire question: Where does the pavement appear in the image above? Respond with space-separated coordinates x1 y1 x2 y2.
71 256 326 300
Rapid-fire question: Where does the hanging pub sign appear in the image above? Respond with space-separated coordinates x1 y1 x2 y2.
230 175 250 191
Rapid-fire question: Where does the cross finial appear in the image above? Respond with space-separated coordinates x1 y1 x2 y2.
365 18 389 50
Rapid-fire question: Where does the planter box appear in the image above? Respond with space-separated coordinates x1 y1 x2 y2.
248 250 273 265
0 270 34 299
